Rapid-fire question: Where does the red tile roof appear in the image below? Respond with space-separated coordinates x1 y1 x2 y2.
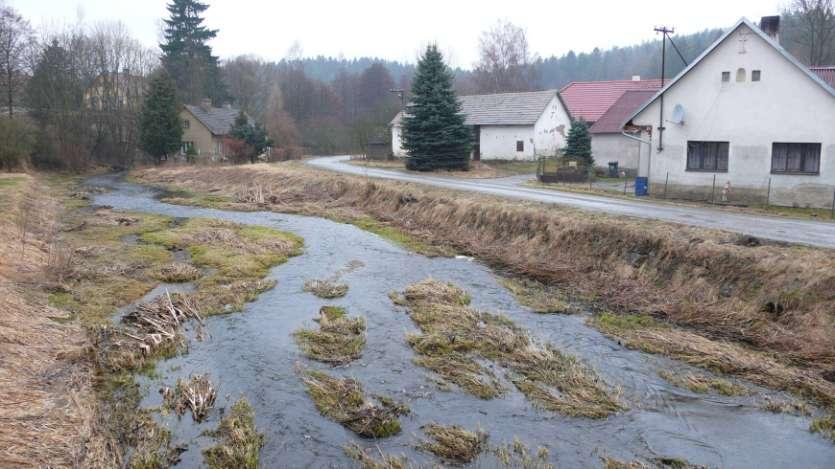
811 67 835 89
559 79 663 123
589 90 658 134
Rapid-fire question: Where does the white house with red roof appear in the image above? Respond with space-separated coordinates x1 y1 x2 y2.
626 17 835 208
559 78 662 172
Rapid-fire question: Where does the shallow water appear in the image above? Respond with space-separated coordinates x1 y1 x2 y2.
88 174 835 468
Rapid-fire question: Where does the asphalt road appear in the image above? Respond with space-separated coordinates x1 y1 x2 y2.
307 155 835 249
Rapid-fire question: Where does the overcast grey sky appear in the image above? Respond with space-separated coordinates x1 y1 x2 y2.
11 0 784 68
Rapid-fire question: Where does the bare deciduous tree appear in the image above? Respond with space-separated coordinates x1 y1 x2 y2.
791 0 835 65
0 4 35 116
473 20 538 93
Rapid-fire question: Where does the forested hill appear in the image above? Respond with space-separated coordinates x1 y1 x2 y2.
288 56 416 83
293 28 725 90
535 28 724 88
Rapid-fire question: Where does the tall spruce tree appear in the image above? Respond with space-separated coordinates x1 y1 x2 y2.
564 119 593 167
402 45 471 171
160 0 226 105
139 73 182 164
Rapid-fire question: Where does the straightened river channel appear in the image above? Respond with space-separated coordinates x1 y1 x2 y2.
88 174 835 468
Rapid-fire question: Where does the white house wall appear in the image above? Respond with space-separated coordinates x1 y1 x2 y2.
533 95 571 157
591 134 642 172
479 126 535 160
391 125 406 157
632 23 835 208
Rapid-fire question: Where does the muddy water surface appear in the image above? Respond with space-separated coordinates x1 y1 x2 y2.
89 175 834 468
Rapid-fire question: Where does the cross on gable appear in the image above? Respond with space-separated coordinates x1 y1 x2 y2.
738 30 751 54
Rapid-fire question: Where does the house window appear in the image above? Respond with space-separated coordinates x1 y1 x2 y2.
736 68 746 82
721 71 730 82
516 140 524 152
752 70 761 81
771 143 820 175
182 119 190 129
687 141 729 172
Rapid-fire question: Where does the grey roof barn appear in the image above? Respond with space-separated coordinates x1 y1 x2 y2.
390 89 558 127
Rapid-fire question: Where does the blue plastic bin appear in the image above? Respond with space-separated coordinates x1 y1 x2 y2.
634 177 648 197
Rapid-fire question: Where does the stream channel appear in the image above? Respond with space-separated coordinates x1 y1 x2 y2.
88 174 834 468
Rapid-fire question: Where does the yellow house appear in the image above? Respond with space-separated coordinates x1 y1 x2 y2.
180 99 243 160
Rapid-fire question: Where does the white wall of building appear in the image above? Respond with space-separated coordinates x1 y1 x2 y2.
533 95 571 157
592 134 642 172
479 126 535 160
391 125 406 157
632 23 835 207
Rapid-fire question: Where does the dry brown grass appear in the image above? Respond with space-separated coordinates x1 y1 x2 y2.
303 279 349 298
418 423 488 464
300 369 408 438
132 163 835 403
343 443 410 469
401 279 621 418
0 173 100 468
294 306 366 365
591 312 835 407
162 374 217 422
657 370 747 396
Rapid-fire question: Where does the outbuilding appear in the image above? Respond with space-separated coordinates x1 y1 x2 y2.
626 17 835 208
390 89 569 161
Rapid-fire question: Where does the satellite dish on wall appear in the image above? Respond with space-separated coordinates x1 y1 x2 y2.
669 104 685 125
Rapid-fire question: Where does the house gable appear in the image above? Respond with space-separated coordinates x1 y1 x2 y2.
629 18 835 125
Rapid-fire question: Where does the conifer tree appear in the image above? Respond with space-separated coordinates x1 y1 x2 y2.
160 0 227 104
139 73 182 164
401 45 471 171
564 119 593 167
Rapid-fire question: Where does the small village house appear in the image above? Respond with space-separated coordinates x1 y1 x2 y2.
390 89 569 160
390 81 662 169
626 17 835 208
180 99 246 160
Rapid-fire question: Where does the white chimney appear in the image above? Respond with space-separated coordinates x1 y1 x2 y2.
632 75 641 81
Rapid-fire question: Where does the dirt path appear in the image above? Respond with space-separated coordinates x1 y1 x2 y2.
308 155 835 249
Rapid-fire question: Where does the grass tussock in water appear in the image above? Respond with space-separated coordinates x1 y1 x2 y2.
602 456 707 469
300 370 408 438
162 374 217 422
133 164 835 403
498 276 579 314
760 398 811 416
343 443 409 469
658 370 747 396
148 262 200 282
810 415 835 443
303 279 349 298
401 279 621 418
590 311 835 407
141 218 303 315
418 423 487 464
493 438 553 469
294 306 366 365
202 398 264 469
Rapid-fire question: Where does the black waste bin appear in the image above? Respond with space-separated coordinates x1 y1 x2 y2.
607 161 619 178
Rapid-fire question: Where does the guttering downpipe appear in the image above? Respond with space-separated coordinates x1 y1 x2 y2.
622 130 652 182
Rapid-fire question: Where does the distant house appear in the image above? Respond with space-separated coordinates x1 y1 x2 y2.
180 99 245 160
626 17 835 208
390 89 569 160
559 78 662 172
84 72 146 111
